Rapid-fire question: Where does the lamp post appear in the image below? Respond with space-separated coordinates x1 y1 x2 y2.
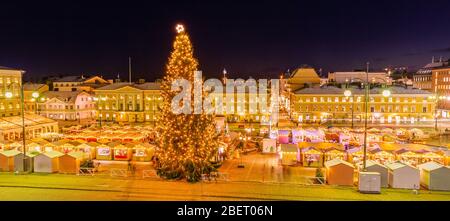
344 89 354 128
360 62 391 170
32 91 39 115
432 95 447 132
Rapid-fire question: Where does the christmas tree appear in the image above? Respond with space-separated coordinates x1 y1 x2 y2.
155 24 219 182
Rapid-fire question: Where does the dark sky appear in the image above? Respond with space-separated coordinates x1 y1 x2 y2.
1 0 450 82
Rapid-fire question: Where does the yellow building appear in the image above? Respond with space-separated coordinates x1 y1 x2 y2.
0 66 58 141
210 88 272 124
0 66 24 117
291 86 435 125
23 83 49 113
93 82 162 123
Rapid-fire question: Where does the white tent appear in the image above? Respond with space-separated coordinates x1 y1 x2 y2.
365 160 389 188
262 138 277 153
418 161 450 191
34 151 64 173
386 162 420 189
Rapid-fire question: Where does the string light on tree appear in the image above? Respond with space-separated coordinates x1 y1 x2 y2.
155 24 219 182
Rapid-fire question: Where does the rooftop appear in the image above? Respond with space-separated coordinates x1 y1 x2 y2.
0 66 23 71
95 82 161 91
41 91 86 103
294 86 432 95
53 76 86 82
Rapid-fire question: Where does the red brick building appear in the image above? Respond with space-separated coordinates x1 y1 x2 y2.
432 66 450 111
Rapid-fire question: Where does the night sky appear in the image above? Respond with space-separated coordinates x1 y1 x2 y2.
1 0 450 82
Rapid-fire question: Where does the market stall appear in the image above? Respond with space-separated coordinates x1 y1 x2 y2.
365 160 389 188
113 144 132 161
300 147 323 167
14 152 39 172
418 161 450 191
386 162 420 189
370 149 395 165
59 152 85 174
277 130 290 144
324 158 355 186
348 147 365 164
96 144 113 160
303 128 325 142
395 150 421 166
262 138 277 153
324 148 347 162
132 143 155 162
0 149 21 171
291 130 303 143
419 152 445 165
279 144 298 166
33 150 64 173
76 143 95 159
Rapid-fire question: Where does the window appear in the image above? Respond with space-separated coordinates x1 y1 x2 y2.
334 97 339 102
370 106 375 112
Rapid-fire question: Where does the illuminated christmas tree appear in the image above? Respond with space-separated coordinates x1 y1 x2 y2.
155 24 219 182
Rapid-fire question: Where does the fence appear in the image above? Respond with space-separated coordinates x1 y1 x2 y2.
110 168 128 177
78 167 95 176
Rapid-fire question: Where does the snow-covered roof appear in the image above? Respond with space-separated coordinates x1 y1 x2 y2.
366 160 388 169
418 161 444 171
41 150 64 158
324 158 354 168
0 149 21 157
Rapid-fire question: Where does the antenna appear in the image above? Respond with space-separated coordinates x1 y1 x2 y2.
128 57 132 84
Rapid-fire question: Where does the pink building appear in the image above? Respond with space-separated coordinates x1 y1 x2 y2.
38 91 95 121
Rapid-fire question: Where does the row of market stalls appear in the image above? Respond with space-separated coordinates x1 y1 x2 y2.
0 150 81 173
0 138 157 163
275 127 429 146
278 142 449 167
0 141 156 174
323 158 450 191
62 125 155 143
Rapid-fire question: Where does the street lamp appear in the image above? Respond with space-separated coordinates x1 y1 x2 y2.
432 95 447 131
361 62 391 170
32 91 39 114
344 89 354 128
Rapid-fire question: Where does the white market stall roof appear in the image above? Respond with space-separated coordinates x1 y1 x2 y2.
366 160 388 168
0 149 21 157
386 162 415 170
324 158 355 168
41 150 64 159
67 151 85 159
418 161 444 171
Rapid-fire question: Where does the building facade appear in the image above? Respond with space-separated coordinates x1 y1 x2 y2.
413 58 448 91
38 91 95 121
0 66 23 117
291 86 435 125
0 66 58 141
93 83 162 123
23 83 49 114
431 66 450 112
